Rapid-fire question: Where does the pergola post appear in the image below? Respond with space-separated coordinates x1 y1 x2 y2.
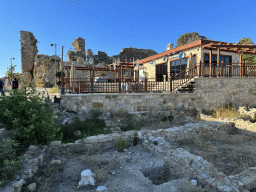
221 61 224 77
121 65 123 80
209 49 212 77
243 60 245 77
239 54 243 77
170 76 173 92
199 60 202 77
217 48 220 77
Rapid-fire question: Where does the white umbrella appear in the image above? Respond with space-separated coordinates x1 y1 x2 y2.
186 53 194 75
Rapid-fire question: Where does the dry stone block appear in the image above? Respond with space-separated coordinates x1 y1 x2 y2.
50 160 61 165
97 134 113 142
83 136 98 143
50 141 61 146
77 169 96 188
27 183 36 192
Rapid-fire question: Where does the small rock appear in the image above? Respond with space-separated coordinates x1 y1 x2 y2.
237 181 244 186
77 169 96 188
191 179 197 186
201 173 208 179
97 186 106 191
111 172 115 175
27 183 36 192
50 141 61 146
50 160 61 165
12 179 26 190
74 130 81 137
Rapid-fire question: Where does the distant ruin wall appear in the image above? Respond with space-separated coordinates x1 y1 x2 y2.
20 31 38 85
67 37 86 61
20 31 38 75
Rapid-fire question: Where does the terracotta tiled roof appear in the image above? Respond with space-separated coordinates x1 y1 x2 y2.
138 39 256 64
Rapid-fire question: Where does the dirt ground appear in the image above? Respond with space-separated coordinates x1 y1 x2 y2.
168 120 256 176
2 106 256 191
21 140 205 192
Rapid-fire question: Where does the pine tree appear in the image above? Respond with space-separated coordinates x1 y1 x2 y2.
238 37 256 66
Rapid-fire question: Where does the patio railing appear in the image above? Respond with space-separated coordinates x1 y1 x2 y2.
60 62 256 94
61 77 174 94
199 62 256 77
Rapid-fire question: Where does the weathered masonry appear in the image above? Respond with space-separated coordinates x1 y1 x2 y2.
60 77 256 113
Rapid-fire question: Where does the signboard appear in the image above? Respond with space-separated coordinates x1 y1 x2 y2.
169 54 179 60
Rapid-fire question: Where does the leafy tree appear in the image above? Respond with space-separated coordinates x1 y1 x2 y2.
238 37 256 65
5 65 21 80
176 32 207 47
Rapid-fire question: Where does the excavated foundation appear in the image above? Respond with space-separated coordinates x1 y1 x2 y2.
140 162 180 185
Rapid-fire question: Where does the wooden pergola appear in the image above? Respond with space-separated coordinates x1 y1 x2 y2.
109 62 136 80
201 40 256 77
64 62 136 80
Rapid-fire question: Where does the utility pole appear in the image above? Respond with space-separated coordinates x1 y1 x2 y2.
61 46 64 95
50 44 57 87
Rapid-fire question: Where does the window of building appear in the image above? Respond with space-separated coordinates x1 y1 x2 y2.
156 63 167 81
170 56 196 75
204 55 231 66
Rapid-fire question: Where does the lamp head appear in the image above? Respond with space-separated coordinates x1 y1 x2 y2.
50 44 54 46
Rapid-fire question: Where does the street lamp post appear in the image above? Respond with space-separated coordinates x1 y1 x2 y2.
50 44 57 87
61 46 64 95
10 58 15 84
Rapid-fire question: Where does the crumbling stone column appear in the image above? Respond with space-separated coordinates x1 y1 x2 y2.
20 31 38 86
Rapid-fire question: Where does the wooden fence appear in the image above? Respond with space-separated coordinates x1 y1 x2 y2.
60 62 256 94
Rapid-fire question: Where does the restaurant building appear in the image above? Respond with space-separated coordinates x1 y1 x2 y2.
139 39 256 81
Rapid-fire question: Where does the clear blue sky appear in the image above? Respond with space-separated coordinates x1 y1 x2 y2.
0 0 255 78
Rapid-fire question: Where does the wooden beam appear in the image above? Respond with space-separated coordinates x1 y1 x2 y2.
209 49 212 77
217 48 220 77
202 43 214 48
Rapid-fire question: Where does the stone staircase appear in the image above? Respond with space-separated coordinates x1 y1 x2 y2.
173 78 197 93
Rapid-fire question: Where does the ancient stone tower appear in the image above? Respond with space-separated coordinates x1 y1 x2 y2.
67 37 86 61
20 31 38 85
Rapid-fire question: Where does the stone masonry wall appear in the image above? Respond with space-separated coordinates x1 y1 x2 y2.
60 77 256 114
20 31 38 74
195 77 256 109
20 31 38 85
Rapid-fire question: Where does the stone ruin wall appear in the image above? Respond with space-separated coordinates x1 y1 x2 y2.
34 54 62 86
67 37 86 62
20 31 38 86
19 32 157 86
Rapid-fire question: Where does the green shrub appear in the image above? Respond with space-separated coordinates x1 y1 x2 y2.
60 117 109 143
0 80 63 148
49 86 58 93
116 139 127 151
91 109 103 120
0 139 25 188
